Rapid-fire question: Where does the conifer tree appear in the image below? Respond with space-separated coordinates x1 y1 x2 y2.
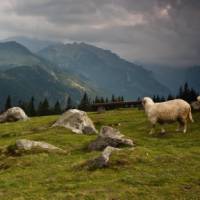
66 96 73 110
37 98 50 116
79 93 90 111
111 94 115 102
54 100 62 114
27 97 36 116
5 95 12 111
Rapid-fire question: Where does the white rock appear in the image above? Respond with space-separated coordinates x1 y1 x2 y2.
0 107 28 123
14 139 66 154
52 109 97 134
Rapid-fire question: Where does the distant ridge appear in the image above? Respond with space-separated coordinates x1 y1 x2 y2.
0 41 97 108
39 42 170 99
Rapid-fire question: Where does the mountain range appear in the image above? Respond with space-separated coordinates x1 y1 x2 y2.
0 41 97 108
0 36 199 108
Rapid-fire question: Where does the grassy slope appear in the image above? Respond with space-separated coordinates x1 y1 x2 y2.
0 109 200 200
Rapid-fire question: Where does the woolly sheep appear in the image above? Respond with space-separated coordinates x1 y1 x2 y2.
142 97 193 134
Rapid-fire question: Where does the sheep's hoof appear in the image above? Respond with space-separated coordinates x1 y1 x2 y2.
149 131 154 135
161 129 166 134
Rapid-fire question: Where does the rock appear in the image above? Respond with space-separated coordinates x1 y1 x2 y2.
87 146 119 169
8 139 66 155
88 126 134 151
52 109 97 134
0 107 28 123
191 101 200 111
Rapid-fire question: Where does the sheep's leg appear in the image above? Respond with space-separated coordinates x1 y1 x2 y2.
176 123 181 132
149 124 155 135
161 127 166 134
178 118 187 133
183 123 187 133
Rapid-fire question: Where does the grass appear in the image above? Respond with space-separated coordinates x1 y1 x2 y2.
0 108 200 200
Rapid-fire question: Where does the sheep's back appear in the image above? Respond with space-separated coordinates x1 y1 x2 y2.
152 99 190 122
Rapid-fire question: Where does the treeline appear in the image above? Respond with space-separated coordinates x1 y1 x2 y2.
78 93 124 111
152 82 199 103
2 96 74 116
2 82 198 115
2 94 125 116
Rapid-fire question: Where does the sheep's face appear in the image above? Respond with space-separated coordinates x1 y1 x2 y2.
197 96 200 102
142 97 154 108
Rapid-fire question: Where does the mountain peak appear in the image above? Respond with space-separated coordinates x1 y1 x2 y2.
0 41 32 54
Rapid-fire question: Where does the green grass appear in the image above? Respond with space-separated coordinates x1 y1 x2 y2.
0 108 200 200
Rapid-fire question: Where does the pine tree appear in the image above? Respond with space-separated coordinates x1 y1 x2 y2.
167 94 174 100
43 98 50 115
37 98 50 116
37 101 43 116
66 96 72 110
111 94 115 102
54 100 62 114
161 96 165 102
79 93 90 111
5 95 12 111
100 97 105 103
27 97 36 116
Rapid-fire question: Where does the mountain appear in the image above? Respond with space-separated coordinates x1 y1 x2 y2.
144 65 200 95
0 41 97 108
185 66 200 92
3 36 60 53
38 42 170 99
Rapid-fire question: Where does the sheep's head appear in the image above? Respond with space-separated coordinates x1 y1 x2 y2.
142 97 154 108
197 96 200 102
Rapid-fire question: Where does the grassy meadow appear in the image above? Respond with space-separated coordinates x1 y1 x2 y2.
0 108 200 200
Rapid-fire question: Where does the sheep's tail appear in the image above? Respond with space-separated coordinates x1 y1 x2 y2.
188 107 194 123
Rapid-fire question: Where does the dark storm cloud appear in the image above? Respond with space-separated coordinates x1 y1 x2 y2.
0 0 200 66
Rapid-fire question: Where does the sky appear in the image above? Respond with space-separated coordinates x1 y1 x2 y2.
0 0 200 67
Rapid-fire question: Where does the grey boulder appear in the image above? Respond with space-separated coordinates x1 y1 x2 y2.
88 126 134 151
8 139 66 154
0 107 28 123
87 146 119 169
191 101 200 111
52 109 97 134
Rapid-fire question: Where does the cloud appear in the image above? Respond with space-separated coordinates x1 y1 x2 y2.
0 0 200 66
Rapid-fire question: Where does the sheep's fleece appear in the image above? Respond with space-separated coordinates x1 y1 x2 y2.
142 97 193 134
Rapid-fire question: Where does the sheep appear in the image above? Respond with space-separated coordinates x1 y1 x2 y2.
142 97 193 134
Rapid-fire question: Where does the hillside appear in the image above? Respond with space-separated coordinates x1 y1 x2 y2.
0 42 97 107
39 42 170 99
0 109 200 199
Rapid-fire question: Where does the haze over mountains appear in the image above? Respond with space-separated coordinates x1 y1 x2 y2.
0 36 199 108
